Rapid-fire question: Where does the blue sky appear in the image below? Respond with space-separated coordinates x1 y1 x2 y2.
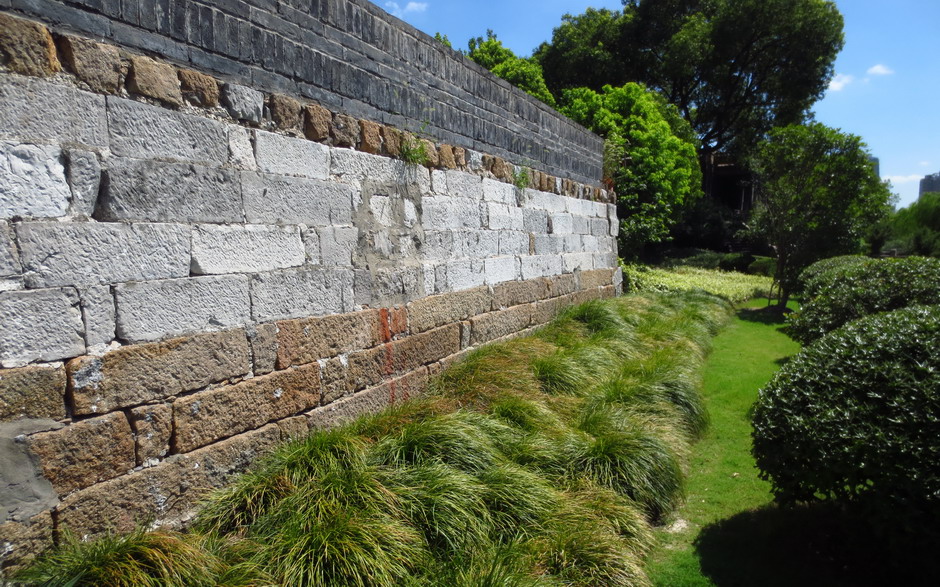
387 0 939 208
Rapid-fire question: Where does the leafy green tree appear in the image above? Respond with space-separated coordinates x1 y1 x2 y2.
467 31 556 107
745 123 892 305
887 192 940 256
433 32 453 49
560 83 701 257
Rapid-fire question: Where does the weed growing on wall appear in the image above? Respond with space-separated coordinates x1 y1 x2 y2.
513 166 531 190
399 132 429 166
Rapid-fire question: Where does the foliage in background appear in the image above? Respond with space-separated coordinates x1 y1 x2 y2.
22 293 733 586
622 265 772 304
433 32 453 49
560 83 701 258
467 31 557 107
885 191 940 257
785 256 940 345
744 122 892 305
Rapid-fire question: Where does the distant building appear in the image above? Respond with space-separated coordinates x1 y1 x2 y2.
921 172 940 197
868 156 880 178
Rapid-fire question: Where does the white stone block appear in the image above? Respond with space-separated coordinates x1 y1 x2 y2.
191 224 304 275
228 126 257 170
0 287 84 367
484 202 524 231
107 97 228 164
0 76 108 148
80 285 115 348
331 149 431 195
445 259 485 292
250 267 353 322
421 231 459 261
0 142 70 220
484 256 520 285
520 255 563 280
461 230 500 258
66 149 101 217
563 253 595 273
243 172 354 226
0 222 20 278
549 212 574 235
446 170 483 200
499 231 529 256
318 226 358 266
254 130 329 179
422 196 482 230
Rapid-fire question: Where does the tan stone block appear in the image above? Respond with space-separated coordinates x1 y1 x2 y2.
540 172 553 192
546 274 578 298
346 324 459 392
276 309 383 369
173 363 319 453
331 113 360 147
579 268 616 290
384 306 408 339
0 511 53 576
469 306 532 346
492 279 550 310
28 411 135 495
381 125 402 157
482 154 494 172
129 403 172 465
346 345 391 391
178 68 219 107
453 146 466 168
532 296 568 326
0 14 60 77
421 139 439 167
0 365 66 421
68 329 251 416
127 56 183 107
491 157 513 181
307 367 428 430
571 288 602 306
438 144 456 169
59 35 121 94
599 285 616 299
358 119 382 154
303 103 331 141
276 415 309 442
406 286 492 333
268 93 301 129
250 323 278 375
320 356 353 405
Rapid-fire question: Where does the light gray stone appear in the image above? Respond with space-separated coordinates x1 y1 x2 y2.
421 231 458 261
572 215 591 235
16 221 190 288
594 251 618 269
522 208 549 233
445 259 485 292
590 217 609 237
1 221 21 278
317 226 358 267
331 149 430 194
563 252 594 273
243 172 353 226
0 288 84 367
301 227 320 264
498 231 529 256
100 158 242 223
114 276 251 342
221 83 264 124
254 131 329 179
250 267 353 322
227 127 256 170
80 285 115 347
582 235 600 253
562 234 582 253
422 196 482 230
549 212 574 235
521 255 563 280
106 97 228 165
482 178 514 204
0 142 70 220
484 202 524 231
0 75 108 148
461 230 500 258
443 170 484 200
430 169 446 194
66 150 101 217
533 234 564 255
468 149 484 171
484 256 520 285
526 189 567 213
191 224 304 275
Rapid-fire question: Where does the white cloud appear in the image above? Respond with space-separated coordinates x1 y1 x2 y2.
867 64 894 75
919 161 931 167
385 1 428 18
828 73 853 91
405 2 428 12
885 174 924 184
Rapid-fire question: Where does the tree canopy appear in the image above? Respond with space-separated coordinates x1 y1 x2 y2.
467 31 556 107
745 123 892 304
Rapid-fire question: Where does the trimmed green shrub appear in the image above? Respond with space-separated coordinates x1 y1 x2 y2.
753 305 940 515
786 256 940 344
796 254 870 298
746 256 776 277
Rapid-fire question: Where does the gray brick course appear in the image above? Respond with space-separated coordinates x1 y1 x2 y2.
0 287 84 367
191 224 304 275
242 171 354 226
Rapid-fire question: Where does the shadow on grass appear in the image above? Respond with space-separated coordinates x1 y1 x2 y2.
735 306 790 326
694 502 938 587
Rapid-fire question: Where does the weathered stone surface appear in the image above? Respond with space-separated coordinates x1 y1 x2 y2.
221 83 263 124
107 98 228 164
520 255 563 280
15 221 190 288
276 309 383 368
317 225 357 266
303 103 331 141
331 148 431 194
28 411 134 494
268 93 301 129
80 286 115 348
114 275 251 342
470 305 532 346
68 329 250 415
547 273 579 298
129 403 172 465
1 419 61 525
100 158 241 223
227 126 256 170
422 139 439 167
485 202 524 231
0 76 108 148
250 267 353 322
444 258 486 291
347 325 459 391
563 252 594 273
0 288 84 368
65 149 101 217
492 278 550 309
178 68 219 107
407 286 492 333
532 295 571 326
173 364 320 453
126 56 182 107
482 177 514 204
358 119 381 154
191 224 304 275
422 196 482 231
0 222 19 278
0 510 53 577
0 142 70 220
499 230 528 256
579 268 616 290
308 367 429 430
249 323 278 375
58 35 120 94
254 130 329 179
453 147 467 168
484 256 519 285
438 144 456 169
331 113 359 148
276 415 310 441
0 14 59 77
381 125 401 157
0 365 66 421
243 171 353 226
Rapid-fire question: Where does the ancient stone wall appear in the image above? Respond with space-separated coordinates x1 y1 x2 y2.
0 3 618 574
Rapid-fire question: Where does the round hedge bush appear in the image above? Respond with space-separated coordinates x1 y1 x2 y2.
752 305 940 512
797 254 870 299
786 256 940 344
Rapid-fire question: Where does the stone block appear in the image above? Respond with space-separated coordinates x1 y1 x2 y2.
331 149 430 194
0 222 19 278
243 172 355 226
359 119 381 154
549 212 574 235
59 35 120 94
499 230 529 256
482 178 515 204
221 83 263 124
470 305 532 346
347 325 457 391
453 147 467 168
580 268 616 290
178 68 219 107
443 170 484 200
16 221 190 288
533 234 564 255
547 273 579 298
563 252 594 273
227 126 257 170
303 103 331 141
319 356 352 404
302 227 320 264
127 56 183 107
0 365 66 421
0 142 70 220
484 202 524 231
520 255 564 280
594 251 618 269
422 140 440 168
254 130 329 179
438 144 456 169
422 196 482 230
0 288 84 368
0 13 59 77
311 367 430 427
249 323 278 375
523 208 549 233
331 113 360 148
65 149 101 217
572 215 591 235
317 225 358 266
68 329 251 415
484 256 520 285
461 230 500 258
591 217 609 237
381 125 401 157
277 416 310 442
27 411 134 495
407 286 492 333
267 93 301 129
114 275 251 342
532 295 569 326
107 98 228 164
191 224 304 275
445 258 485 291
80 286 115 348
129 403 172 465
0 511 53 577
492 278 550 310
421 230 457 261
250 267 353 322
173 364 320 453
276 309 383 368
526 189 566 213
0 76 108 148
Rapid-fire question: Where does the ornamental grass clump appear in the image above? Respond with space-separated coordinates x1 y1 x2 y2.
21 291 732 586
